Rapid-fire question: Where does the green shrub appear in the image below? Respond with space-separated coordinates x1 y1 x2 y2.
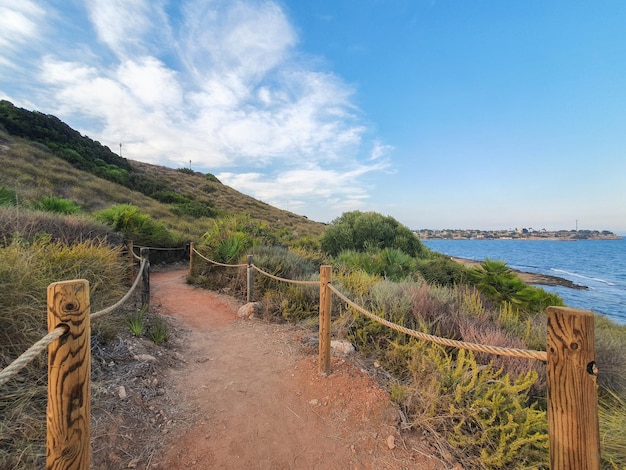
469 259 563 314
320 210 425 258
95 204 175 246
33 196 81 214
148 315 169 344
391 341 548 469
127 306 146 336
150 189 190 204
171 201 217 218
0 186 17 206
414 254 470 286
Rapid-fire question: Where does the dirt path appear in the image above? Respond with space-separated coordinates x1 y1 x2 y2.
148 269 443 469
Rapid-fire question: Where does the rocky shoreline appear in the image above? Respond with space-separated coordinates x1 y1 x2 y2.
450 256 588 290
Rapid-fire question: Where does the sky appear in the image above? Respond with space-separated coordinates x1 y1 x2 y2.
1 0 625 233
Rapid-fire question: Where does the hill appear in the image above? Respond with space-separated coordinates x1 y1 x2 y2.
0 100 324 242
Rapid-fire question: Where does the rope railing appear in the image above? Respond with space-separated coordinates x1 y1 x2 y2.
135 245 186 251
251 264 320 286
0 326 67 388
327 283 548 361
189 248 601 467
192 247 247 268
191 247 545 360
0 257 148 387
91 257 147 320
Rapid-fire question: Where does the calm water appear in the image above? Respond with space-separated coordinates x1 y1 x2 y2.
422 239 626 324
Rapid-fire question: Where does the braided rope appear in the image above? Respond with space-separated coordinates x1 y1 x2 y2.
192 248 247 268
0 257 149 387
135 245 186 251
0 326 67 387
251 264 320 286
327 284 547 362
91 257 147 320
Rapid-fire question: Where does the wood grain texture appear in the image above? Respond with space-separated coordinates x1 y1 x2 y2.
547 306 600 469
319 265 332 375
46 280 91 470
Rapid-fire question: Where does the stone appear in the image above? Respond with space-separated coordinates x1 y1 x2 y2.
134 354 157 362
237 302 263 319
330 340 355 356
118 385 127 400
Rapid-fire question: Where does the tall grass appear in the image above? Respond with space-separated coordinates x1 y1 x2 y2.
0 238 128 469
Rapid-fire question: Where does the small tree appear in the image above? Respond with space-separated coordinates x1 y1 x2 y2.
320 211 425 258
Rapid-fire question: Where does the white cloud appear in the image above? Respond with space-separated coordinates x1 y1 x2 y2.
370 140 394 160
0 0 393 221
0 1 45 51
85 0 157 58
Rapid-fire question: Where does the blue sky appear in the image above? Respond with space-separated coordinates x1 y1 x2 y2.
1 1 625 232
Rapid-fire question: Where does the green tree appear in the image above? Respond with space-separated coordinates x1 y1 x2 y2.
320 211 425 258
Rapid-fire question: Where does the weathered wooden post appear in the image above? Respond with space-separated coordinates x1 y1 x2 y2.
127 241 134 286
47 279 91 470
141 247 150 310
189 242 195 276
247 255 254 302
547 306 600 469
319 265 332 375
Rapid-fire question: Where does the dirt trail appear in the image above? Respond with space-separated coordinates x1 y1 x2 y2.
148 269 443 469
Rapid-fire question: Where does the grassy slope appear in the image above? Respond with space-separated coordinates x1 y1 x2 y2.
0 130 324 242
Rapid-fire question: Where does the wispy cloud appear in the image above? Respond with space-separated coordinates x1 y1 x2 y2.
0 0 392 222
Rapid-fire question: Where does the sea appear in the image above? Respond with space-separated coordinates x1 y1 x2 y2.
422 238 626 325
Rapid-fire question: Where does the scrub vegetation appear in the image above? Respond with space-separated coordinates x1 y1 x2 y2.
1 104 625 469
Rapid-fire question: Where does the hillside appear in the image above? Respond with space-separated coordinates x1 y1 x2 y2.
0 101 324 242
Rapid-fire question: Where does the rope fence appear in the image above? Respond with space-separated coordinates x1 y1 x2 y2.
328 284 548 361
0 256 147 386
191 250 600 467
191 245 546 361
0 244 599 468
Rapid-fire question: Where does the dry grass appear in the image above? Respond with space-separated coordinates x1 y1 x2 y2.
0 131 325 244
0 238 129 468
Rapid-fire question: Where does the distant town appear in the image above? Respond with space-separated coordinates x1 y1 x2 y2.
415 228 622 240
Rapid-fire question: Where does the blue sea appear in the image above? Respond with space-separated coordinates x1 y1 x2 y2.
422 239 626 325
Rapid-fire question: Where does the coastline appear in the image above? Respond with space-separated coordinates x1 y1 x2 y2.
450 256 588 290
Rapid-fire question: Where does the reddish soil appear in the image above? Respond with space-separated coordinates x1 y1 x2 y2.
148 269 444 469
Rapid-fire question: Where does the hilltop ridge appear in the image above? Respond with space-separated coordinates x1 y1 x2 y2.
0 100 324 241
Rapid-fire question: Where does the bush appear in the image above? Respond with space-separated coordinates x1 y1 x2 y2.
199 214 278 264
33 196 81 214
171 201 217 218
0 186 17 206
95 204 176 246
390 342 548 469
320 210 425 258
414 254 470 286
469 259 563 314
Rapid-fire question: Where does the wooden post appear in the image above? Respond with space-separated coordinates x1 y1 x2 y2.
141 247 150 310
247 255 254 302
319 265 332 375
46 279 91 470
547 306 600 469
189 242 195 276
127 240 134 286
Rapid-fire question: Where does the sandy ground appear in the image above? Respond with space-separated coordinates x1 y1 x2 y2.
146 269 445 469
